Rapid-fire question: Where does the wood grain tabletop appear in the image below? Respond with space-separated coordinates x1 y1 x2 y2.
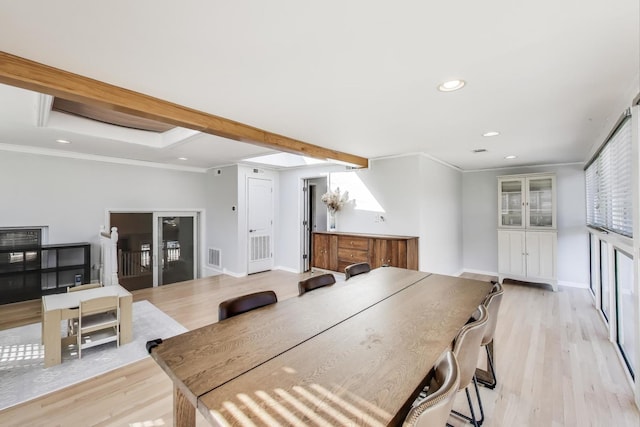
151 267 431 405
197 274 491 426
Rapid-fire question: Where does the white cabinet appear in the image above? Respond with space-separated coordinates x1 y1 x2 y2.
498 230 557 290
498 173 557 291
498 174 556 229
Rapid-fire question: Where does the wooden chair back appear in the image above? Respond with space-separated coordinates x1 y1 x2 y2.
298 273 336 295
218 290 278 321
68 283 102 292
80 295 119 317
77 295 120 358
344 262 371 280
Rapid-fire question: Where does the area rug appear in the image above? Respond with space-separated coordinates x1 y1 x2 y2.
0 300 187 411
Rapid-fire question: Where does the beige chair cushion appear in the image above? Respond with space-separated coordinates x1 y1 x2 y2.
403 350 460 427
452 305 488 389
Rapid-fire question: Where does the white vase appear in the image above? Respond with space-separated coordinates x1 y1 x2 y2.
329 210 337 230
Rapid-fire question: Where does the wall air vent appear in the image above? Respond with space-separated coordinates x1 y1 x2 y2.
208 248 221 268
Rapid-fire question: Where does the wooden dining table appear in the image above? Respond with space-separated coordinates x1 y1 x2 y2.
150 268 492 426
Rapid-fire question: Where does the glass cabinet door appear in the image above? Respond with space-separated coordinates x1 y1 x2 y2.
499 179 524 227
527 177 554 228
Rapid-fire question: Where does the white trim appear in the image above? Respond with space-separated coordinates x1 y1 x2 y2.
372 151 584 173
613 338 636 389
36 93 53 127
370 152 462 172
451 269 465 277
418 153 462 172
0 143 208 173
631 105 640 408
369 151 464 172
274 265 300 274
461 268 498 277
202 266 222 277
222 268 245 278
463 161 584 173
557 280 589 289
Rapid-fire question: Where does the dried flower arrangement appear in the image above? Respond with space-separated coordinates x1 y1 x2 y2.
321 187 349 213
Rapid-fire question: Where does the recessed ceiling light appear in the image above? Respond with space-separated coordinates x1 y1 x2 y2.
56 139 71 144
438 79 466 92
505 155 517 160
482 131 500 137
178 157 188 161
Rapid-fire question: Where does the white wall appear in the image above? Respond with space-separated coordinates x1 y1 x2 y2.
206 165 239 274
330 156 421 236
0 151 207 280
276 155 465 276
462 163 588 287
419 155 464 275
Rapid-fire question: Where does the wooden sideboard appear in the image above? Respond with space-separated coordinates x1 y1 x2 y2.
312 231 419 272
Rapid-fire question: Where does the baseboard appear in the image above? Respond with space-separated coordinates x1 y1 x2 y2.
461 268 499 277
273 265 300 274
222 268 246 278
208 266 300 277
558 280 589 289
452 269 465 277
202 267 222 277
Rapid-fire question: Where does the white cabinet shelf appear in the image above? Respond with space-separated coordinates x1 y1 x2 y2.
498 173 557 291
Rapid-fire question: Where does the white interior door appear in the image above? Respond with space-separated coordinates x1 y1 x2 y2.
247 177 274 274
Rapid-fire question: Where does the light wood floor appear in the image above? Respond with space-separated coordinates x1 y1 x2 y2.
1 271 638 426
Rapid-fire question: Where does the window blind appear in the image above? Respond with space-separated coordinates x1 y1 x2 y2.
585 163 597 225
585 116 632 237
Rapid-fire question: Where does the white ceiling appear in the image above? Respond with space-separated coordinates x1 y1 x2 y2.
0 1 638 171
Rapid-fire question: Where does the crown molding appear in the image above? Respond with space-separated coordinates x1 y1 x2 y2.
0 143 208 173
370 152 462 172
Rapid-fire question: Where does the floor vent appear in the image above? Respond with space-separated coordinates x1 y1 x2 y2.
208 248 221 268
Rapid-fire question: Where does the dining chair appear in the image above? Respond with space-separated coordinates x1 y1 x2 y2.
218 290 278 321
451 305 488 427
67 282 103 335
344 262 371 280
476 282 504 389
403 350 460 427
298 273 336 295
68 283 102 292
77 295 120 359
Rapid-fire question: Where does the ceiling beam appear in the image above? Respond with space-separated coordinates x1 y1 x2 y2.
0 51 368 168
